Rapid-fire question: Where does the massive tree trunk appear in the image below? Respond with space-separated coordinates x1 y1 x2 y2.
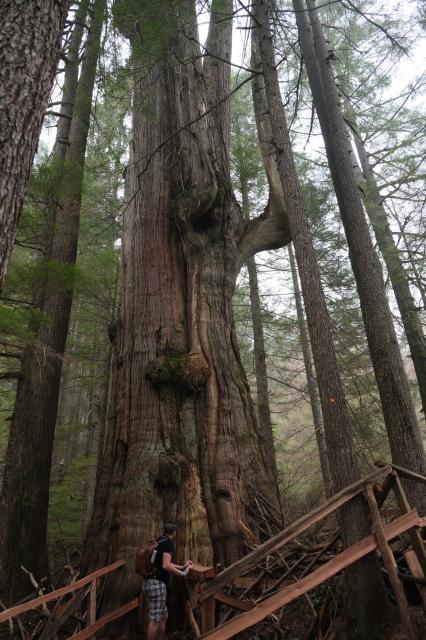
0 0 68 291
293 0 426 513
348 117 426 417
83 1 290 629
253 2 389 638
288 244 332 498
0 0 106 605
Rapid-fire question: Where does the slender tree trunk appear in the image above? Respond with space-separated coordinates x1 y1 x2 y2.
0 0 68 290
41 0 89 263
0 0 106 605
253 2 389 638
53 1 89 163
82 245 118 538
348 120 426 416
288 243 332 498
83 4 286 633
241 181 278 483
82 347 111 537
293 0 426 514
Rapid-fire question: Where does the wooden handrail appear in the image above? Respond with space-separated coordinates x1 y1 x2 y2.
67 598 139 640
390 464 426 486
202 465 392 598
200 511 422 639
0 560 125 623
1 462 422 638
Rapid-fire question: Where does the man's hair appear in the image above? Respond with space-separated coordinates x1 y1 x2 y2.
163 522 177 535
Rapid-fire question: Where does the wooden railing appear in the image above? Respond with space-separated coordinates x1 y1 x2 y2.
0 559 138 639
1 463 425 640
186 464 426 640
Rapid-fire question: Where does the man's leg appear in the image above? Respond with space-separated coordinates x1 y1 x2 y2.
146 620 162 640
159 616 167 640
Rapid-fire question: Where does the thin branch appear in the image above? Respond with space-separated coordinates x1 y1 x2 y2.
340 0 408 54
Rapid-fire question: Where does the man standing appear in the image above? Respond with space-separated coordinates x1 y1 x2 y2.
143 523 193 640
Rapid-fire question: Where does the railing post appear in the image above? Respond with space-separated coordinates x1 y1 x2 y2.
88 579 97 627
365 484 415 640
392 472 426 577
201 595 215 633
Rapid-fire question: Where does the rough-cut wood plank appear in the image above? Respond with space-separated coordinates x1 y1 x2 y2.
186 600 201 638
189 564 216 579
404 550 426 609
391 464 426 486
202 465 392 598
38 587 89 640
0 560 125 623
201 596 215 633
88 580 96 626
231 577 288 590
393 473 426 578
200 510 420 640
366 484 415 640
376 473 395 509
66 598 139 640
213 592 254 612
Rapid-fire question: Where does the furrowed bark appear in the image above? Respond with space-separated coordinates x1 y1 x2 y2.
0 0 106 605
253 2 389 638
0 0 68 290
293 0 426 514
288 243 332 498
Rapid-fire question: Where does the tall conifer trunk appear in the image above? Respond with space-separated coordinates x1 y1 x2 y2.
0 0 68 290
0 0 106 605
41 0 89 262
253 2 389 638
288 244 332 497
241 180 278 483
348 118 426 417
293 0 426 512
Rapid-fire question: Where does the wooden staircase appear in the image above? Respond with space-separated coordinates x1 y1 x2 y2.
0 464 425 639
188 464 426 640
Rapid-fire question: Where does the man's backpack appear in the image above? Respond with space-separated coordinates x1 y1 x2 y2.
135 536 167 577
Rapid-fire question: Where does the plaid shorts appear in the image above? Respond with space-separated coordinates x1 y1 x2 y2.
142 578 168 622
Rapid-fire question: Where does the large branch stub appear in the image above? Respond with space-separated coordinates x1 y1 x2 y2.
146 350 210 391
